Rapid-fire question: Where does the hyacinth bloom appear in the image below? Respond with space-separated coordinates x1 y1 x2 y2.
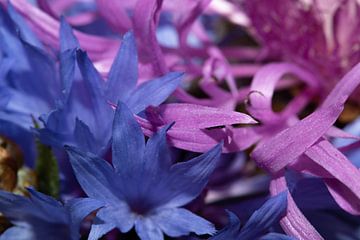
66 102 222 240
0 188 102 240
210 192 292 240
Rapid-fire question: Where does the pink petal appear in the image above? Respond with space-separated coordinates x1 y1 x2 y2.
270 176 323 240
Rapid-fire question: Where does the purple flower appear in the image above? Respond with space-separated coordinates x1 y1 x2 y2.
250 62 360 239
65 102 222 239
210 192 292 240
0 188 102 240
243 0 360 102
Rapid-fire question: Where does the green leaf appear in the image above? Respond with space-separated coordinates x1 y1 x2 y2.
35 140 60 199
32 117 60 199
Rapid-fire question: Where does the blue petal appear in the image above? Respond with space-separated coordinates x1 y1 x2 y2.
88 218 115 240
76 49 105 98
126 72 183 114
65 145 122 203
59 49 76 104
96 203 136 233
210 211 241 240
74 118 99 152
76 49 113 126
238 192 288 239
6 40 59 108
0 226 35 240
106 31 138 102
135 218 164 240
163 143 222 207
7 3 42 48
60 17 79 52
27 189 68 224
0 88 11 108
111 101 145 174
65 198 104 239
260 233 295 240
154 208 215 237
142 123 173 178
27 188 62 208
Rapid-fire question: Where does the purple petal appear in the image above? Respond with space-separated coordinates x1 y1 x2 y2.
270 176 323 239
147 103 257 129
96 0 132 32
251 105 342 174
305 140 360 214
133 0 167 77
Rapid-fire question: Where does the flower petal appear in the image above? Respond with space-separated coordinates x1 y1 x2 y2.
154 208 215 237
111 101 145 174
135 217 164 240
126 72 183 114
65 145 122 203
106 31 138 102
238 192 287 239
164 143 222 207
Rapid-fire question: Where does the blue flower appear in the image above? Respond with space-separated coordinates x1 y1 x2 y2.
65 102 222 240
210 192 293 240
37 18 183 155
0 188 103 240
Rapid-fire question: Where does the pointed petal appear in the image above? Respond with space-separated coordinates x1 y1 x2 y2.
76 49 106 100
154 208 215 237
238 192 287 239
59 17 79 52
126 72 183 114
251 104 342 174
7 2 42 48
59 49 76 103
135 218 164 240
133 0 167 76
164 143 222 207
143 124 173 174
106 31 138 102
147 103 257 129
210 211 241 240
65 146 121 203
305 140 360 214
111 102 145 174
74 119 98 153
270 176 323 240
27 188 62 208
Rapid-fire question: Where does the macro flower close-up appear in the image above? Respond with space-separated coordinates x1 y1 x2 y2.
0 0 360 239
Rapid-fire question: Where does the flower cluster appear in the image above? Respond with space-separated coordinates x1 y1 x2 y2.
0 0 359 239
